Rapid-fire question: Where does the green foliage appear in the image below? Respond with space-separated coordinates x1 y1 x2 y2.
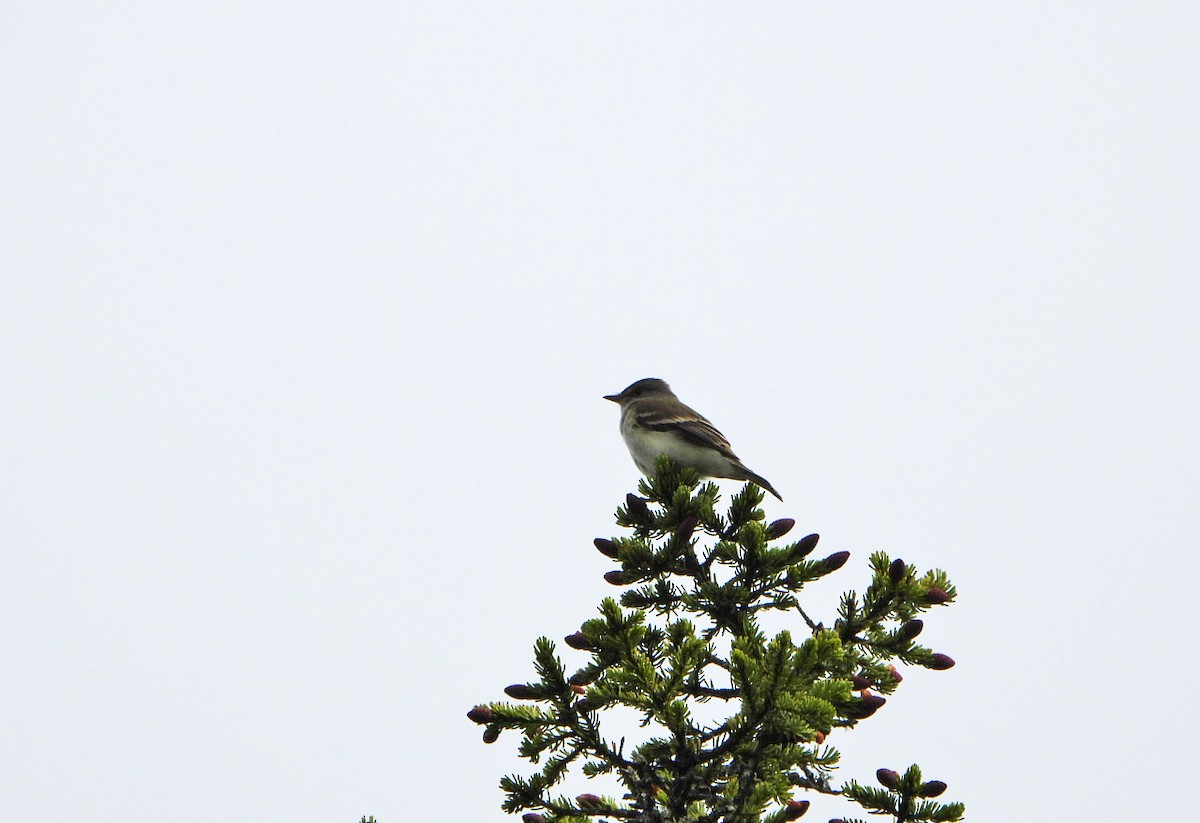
842 764 965 822
470 456 965 822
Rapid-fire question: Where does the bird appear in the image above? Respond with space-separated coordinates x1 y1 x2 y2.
604 378 782 500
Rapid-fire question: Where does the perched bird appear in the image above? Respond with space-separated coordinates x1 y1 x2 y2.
604 378 782 500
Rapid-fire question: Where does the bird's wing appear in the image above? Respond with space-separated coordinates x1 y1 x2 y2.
640 407 739 459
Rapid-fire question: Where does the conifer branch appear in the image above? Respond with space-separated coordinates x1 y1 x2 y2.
470 457 965 822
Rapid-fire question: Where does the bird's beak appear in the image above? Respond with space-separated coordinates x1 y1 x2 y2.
603 394 621 403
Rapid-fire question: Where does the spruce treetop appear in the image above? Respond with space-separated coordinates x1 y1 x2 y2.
470 457 965 823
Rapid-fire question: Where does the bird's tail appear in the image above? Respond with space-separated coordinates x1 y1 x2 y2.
738 467 783 501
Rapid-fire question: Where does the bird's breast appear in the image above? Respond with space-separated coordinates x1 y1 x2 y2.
620 413 734 478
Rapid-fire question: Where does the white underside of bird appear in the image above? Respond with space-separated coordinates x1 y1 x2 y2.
620 413 743 478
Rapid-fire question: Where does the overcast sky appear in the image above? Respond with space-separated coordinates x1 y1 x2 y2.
3 3 1198 822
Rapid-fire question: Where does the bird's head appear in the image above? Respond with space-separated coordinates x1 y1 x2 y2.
604 378 672 405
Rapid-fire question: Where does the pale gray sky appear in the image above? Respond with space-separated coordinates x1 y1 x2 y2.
3 4 1198 821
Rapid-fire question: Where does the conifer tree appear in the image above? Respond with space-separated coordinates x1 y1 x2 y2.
469 458 965 823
